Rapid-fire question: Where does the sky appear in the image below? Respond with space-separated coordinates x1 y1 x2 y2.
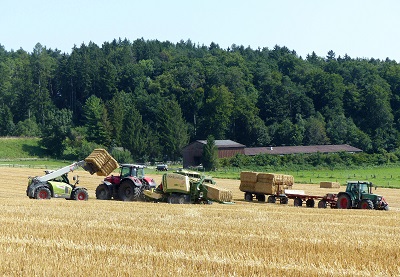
1 0 400 61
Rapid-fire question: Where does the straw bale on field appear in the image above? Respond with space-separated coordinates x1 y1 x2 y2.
205 184 233 202
320 181 340 188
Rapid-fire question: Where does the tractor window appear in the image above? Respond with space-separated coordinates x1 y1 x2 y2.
360 183 368 194
121 167 131 178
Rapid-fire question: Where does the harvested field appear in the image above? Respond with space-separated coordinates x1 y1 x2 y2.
1 167 400 276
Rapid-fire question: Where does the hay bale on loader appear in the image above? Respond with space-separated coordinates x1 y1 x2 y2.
85 149 119 176
320 181 340 188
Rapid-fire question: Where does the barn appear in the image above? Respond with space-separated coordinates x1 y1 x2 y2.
182 140 362 168
182 140 245 168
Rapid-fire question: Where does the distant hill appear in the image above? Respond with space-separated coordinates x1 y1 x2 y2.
0 137 46 159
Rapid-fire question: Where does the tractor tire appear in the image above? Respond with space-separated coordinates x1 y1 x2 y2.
294 197 302 207
337 194 352 209
95 184 111 200
318 200 327 208
256 194 266 202
244 192 253 202
72 188 88 201
267 195 276 203
359 199 374 209
34 187 51 200
306 199 315 208
118 180 140 201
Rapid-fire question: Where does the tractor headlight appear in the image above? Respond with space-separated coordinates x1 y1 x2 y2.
199 192 203 198
377 196 382 201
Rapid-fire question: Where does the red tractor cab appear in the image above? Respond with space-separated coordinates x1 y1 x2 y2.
95 164 157 201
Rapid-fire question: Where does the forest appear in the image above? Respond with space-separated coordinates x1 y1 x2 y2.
1 38 400 162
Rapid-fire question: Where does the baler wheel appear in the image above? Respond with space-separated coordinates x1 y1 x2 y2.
35 187 51 200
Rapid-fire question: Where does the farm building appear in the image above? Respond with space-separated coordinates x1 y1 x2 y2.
244 144 363 156
182 140 245 168
182 141 362 168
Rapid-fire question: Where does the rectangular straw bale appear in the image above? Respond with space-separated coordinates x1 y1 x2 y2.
239 181 256 192
86 148 119 176
254 182 275 194
240 171 258 183
257 173 276 182
205 184 233 202
320 181 340 188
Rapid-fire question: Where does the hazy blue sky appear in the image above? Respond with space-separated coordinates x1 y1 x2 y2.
1 0 399 60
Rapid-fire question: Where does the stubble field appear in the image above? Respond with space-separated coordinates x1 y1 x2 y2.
1 167 400 276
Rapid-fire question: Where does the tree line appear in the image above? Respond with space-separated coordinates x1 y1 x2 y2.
1 39 400 162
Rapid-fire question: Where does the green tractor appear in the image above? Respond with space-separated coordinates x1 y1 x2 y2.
336 181 389 210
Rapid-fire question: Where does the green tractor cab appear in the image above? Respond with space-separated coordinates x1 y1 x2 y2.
336 181 388 210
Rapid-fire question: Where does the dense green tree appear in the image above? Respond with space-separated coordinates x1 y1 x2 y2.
202 135 218 170
156 98 189 160
40 109 72 157
83 95 111 146
199 85 234 139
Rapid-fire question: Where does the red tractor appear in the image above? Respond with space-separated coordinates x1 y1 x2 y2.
95 164 157 201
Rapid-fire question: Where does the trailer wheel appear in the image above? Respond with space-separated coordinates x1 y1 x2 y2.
256 194 266 202
318 200 327 208
267 195 276 203
294 197 302 207
280 196 288 204
306 199 315 208
359 199 373 209
337 194 351 209
118 180 140 201
244 192 253 202
95 184 111 200
73 188 88 201
35 187 51 200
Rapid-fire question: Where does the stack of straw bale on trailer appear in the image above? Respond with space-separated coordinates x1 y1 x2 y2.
85 149 119 176
204 184 233 202
239 171 294 194
320 181 340 188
